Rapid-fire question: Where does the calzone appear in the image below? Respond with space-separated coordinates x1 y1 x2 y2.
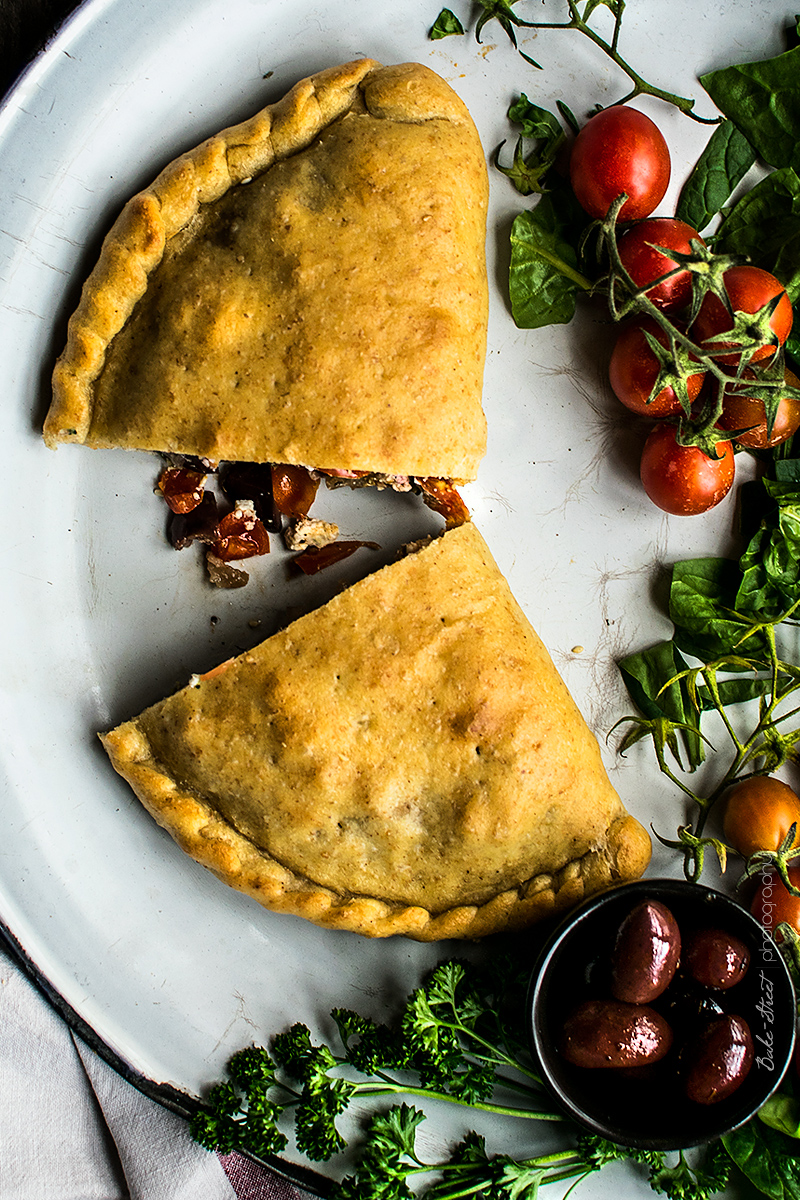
101 524 651 940
44 59 488 482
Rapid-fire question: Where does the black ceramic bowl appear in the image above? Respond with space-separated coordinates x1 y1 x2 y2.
528 878 797 1150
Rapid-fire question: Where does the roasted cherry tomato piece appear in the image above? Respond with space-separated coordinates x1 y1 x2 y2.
617 218 703 313
751 859 800 942
292 540 379 575
569 105 670 222
416 478 470 528
272 464 320 519
220 461 281 531
168 491 219 549
609 316 705 418
722 776 800 857
718 367 800 449
158 466 207 514
639 425 734 516
692 265 793 366
212 504 271 561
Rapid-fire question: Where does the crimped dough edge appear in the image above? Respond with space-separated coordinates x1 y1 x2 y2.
44 57 486 470
100 719 651 942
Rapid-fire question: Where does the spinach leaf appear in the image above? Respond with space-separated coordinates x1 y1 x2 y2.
787 326 800 377
701 44 800 173
619 639 695 724
722 1121 800 1199
508 185 591 328
496 97 567 197
618 639 705 769
675 119 756 233
737 477 800 615
670 557 768 660
429 8 464 38
715 167 800 302
507 94 563 144
760 1093 800 1140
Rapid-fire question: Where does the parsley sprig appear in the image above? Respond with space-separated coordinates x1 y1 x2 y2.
192 957 560 1166
191 955 740 1199
434 0 719 121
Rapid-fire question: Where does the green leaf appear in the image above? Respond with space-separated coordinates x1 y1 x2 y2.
714 167 800 303
722 1120 800 1199
760 1092 800 1139
670 557 768 660
649 1143 731 1200
367 1104 426 1160
617 640 704 770
701 44 800 172
787 326 800 377
332 1008 411 1074
496 98 566 197
508 186 592 328
429 8 464 38
507 94 563 144
675 119 756 232
738 478 800 614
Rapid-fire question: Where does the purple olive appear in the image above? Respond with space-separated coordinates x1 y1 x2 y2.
684 928 751 990
684 1015 754 1104
611 900 681 1003
561 999 674 1069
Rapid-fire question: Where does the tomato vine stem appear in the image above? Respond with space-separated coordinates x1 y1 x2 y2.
479 0 722 123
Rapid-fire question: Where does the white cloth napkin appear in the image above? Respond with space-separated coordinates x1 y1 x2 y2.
0 946 315 1199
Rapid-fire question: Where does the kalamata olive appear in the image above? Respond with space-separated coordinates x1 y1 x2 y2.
561 999 673 1069
610 900 681 1003
684 928 751 990
684 1015 754 1104
657 973 724 1040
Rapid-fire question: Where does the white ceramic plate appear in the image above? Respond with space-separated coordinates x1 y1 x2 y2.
0 0 787 1191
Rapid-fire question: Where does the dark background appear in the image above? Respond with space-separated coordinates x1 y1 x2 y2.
1 0 81 97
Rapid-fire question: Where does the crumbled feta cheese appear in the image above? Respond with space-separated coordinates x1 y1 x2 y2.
284 515 339 552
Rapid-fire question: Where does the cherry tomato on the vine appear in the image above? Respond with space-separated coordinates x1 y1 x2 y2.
751 859 800 942
639 424 734 516
617 218 703 313
717 367 800 450
691 265 793 366
609 316 705 417
569 105 670 222
722 776 800 857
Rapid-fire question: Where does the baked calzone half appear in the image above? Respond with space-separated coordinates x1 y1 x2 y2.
44 59 488 483
101 523 651 941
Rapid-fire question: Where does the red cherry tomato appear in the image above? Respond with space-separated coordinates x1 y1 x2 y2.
609 317 705 417
751 859 800 942
692 265 793 366
722 776 800 857
639 424 735 515
617 218 703 313
569 106 670 222
718 367 800 449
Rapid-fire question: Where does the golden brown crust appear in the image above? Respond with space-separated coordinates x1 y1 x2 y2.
100 524 650 940
45 60 489 479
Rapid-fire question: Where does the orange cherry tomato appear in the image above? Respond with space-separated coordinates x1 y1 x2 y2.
722 776 800 857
